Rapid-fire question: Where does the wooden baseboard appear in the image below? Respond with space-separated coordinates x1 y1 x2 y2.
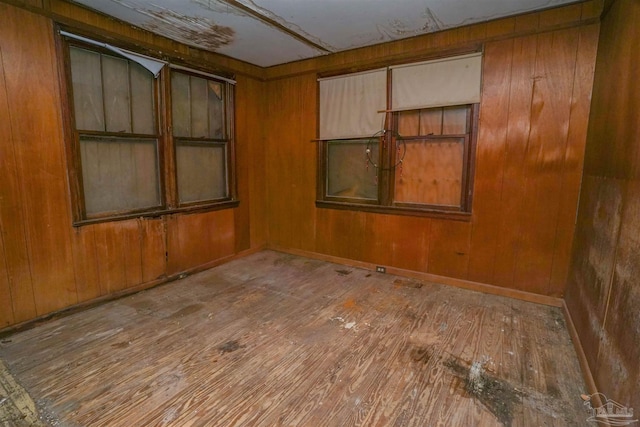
267 244 563 307
562 301 600 398
0 245 266 337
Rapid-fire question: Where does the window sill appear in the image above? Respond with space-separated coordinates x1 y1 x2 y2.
73 200 240 227
315 200 472 221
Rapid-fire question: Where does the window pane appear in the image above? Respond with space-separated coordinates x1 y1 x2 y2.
171 72 191 137
442 106 469 134
80 137 160 215
190 76 209 138
327 140 378 200
176 144 227 203
130 62 155 134
395 138 463 206
208 81 224 139
102 55 132 133
70 47 105 131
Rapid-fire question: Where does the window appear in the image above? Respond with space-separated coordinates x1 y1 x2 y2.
62 33 236 223
317 53 481 218
171 71 231 205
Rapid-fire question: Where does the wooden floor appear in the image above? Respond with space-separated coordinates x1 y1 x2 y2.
0 250 588 426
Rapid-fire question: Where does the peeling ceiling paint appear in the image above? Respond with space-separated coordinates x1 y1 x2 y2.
70 0 579 67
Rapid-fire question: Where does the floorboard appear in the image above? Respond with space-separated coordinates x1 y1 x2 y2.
0 250 588 426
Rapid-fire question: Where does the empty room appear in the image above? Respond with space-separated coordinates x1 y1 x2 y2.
0 0 638 425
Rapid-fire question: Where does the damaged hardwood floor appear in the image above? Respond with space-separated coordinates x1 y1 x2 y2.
0 250 588 426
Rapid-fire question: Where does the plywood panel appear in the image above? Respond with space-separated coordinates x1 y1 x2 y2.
166 209 235 275
140 218 166 283
0 39 37 324
70 226 101 303
389 215 432 273
315 209 367 262
234 75 267 252
0 227 14 328
596 180 640 415
93 222 133 295
427 220 471 279
548 24 599 296
0 3 76 317
266 74 317 251
467 38 512 284
512 28 579 295
492 35 537 290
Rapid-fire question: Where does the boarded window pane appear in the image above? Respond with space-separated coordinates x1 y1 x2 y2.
327 140 378 200
208 81 224 139
419 108 443 135
171 72 191 137
398 110 420 137
70 47 105 131
190 76 209 138
442 106 469 134
394 138 464 206
130 63 155 134
176 144 227 203
80 137 160 215
102 55 132 133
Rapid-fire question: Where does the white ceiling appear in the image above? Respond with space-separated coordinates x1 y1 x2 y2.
71 0 579 67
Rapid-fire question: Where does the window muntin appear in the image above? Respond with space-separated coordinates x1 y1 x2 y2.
64 35 236 223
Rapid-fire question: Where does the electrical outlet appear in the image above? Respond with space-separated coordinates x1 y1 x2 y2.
376 266 386 273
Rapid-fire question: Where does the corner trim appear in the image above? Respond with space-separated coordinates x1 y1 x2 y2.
562 300 600 398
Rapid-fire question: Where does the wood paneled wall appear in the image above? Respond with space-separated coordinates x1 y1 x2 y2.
265 3 600 298
565 0 640 414
0 2 267 329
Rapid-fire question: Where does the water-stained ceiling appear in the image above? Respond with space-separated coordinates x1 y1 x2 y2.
71 0 579 67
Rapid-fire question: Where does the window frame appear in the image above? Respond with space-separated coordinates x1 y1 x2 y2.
316 59 480 221
168 67 236 208
58 29 238 226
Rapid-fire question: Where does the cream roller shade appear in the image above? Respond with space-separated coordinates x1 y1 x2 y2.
391 52 482 111
319 68 387 140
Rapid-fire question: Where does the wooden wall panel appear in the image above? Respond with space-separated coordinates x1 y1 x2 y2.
0 222 14 328
548 24 600 295
0 3 77 316
511 28 579 295
266 14 598 297
0 41 37 324
139 219 166 283
315 209 367 262
389 215 431 273
565 0 640 415
234 75 267 252
0 2 262 329
265 74 317 252
166 209 235 275
466 38 512 284
70 227 101 303
491 35 537 290
427 220 472 279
